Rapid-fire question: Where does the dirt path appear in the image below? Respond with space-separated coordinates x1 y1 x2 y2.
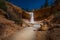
9 27 37 40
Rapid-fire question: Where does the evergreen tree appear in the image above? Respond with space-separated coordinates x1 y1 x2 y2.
54 0 60 5
40 5 44 9
0 0 7 11
44 0 48 7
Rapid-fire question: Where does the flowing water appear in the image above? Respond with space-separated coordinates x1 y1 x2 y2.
29 12 34 23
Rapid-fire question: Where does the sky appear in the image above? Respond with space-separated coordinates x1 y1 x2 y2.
8 0 54 11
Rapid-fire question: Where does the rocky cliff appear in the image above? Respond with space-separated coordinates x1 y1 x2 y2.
0 2 24 40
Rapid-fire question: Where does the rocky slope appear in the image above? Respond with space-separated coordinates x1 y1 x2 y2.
0 2 24 40
0 15 22 40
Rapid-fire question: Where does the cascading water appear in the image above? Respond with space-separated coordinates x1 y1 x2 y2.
29 12 41 29
29 12 34 23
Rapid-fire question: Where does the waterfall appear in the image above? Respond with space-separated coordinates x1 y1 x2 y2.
29 12 41 29
29 12 34 23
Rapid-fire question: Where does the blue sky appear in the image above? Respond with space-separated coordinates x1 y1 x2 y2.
8 0 54 10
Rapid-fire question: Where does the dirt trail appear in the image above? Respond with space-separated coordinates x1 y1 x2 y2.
9 27 37 40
